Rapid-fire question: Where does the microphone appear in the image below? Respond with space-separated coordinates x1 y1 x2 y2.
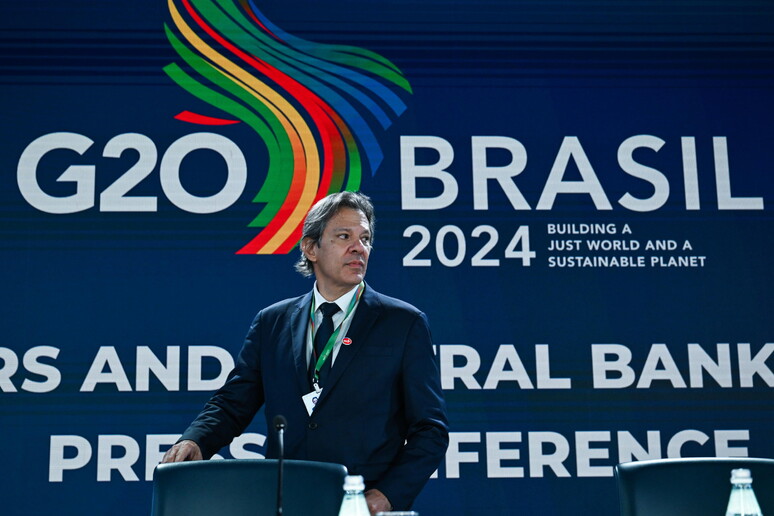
273 414 287 431
273 415 287 516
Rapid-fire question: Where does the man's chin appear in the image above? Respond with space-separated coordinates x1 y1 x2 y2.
345 271 366 284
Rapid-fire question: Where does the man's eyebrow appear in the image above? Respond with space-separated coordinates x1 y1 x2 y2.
331 226 370 234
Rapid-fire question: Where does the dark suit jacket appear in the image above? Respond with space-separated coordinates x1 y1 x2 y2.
180 283 449 510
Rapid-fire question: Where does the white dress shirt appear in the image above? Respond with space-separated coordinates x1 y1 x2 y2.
307 282 363 368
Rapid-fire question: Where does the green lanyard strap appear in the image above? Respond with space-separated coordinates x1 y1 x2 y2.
310 283 365 384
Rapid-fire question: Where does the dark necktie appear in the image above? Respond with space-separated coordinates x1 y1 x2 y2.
310 302 340 388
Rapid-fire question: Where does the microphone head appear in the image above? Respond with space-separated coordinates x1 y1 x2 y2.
273 414 287 430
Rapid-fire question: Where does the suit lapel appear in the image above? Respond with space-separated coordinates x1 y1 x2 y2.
316 285 382 407
290 292 313 396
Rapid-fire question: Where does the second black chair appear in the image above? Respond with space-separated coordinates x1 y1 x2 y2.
615 457 774 516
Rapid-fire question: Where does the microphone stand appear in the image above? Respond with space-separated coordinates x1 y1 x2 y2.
273 415 287 516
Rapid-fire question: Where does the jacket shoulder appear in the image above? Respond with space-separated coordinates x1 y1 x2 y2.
367 287 424 318
252 292 309 323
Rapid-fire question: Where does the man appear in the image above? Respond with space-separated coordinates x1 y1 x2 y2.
162 191 448 514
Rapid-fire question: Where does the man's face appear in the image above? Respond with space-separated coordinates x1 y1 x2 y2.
304 207 372 300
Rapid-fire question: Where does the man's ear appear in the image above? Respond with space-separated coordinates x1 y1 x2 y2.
301 237 317 263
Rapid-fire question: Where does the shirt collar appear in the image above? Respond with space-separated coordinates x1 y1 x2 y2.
312 282 361 314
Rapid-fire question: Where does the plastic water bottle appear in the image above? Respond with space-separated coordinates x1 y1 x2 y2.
725 468 764 516
338 475 370 516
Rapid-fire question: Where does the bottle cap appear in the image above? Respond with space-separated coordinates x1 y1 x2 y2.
343 475 365 491
730 468 753 484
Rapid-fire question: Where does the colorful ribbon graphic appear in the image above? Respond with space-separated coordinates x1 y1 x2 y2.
163 0 412 254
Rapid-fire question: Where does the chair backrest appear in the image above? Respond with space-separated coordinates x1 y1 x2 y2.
151 459 348 516
615 457 774 516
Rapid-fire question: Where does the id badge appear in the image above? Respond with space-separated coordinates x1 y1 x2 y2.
302 386 323 416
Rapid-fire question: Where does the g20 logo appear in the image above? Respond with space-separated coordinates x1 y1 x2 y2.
17 132 246 215
15 0 412 254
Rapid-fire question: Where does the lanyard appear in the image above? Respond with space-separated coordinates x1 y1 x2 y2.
310 283 364 384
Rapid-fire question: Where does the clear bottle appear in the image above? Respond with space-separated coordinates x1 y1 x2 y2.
725 468 764 516
338 475 370 516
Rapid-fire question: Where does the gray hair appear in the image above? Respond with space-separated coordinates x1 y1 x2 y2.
294 191 376 277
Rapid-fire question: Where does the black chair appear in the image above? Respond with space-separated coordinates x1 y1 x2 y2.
615 457 774 516
151 459 348 516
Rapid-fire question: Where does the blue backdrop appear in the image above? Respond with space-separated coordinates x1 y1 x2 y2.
1 1 772 515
